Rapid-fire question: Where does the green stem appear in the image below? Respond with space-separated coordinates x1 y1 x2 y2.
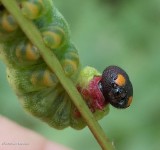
1 0 115 150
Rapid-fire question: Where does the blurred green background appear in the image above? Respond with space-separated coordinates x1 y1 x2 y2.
1 0 160 149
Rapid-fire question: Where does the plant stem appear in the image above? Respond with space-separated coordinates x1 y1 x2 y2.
1 0 115 149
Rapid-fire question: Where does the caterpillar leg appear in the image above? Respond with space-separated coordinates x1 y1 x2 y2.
48 93 72 129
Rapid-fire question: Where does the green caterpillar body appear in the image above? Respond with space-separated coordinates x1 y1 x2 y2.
0 0 109 129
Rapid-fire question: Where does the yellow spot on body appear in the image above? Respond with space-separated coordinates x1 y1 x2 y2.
62 59 78 76
16 43 40 61
28 3 39 16
42 28 64 49
43 70 57 87
31 69 58 87
115 74 126 86
22 2 41 19
2 14 18 32
127 96 133 107
44 31 61 48
26 43 40 60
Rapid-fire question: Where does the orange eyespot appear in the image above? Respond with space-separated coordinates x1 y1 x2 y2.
115 74 126 86
127 96 133 107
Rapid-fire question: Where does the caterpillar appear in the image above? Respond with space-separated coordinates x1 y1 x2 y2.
0 0 133 130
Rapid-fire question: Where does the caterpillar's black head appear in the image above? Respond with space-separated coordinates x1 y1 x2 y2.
100 66 133 108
